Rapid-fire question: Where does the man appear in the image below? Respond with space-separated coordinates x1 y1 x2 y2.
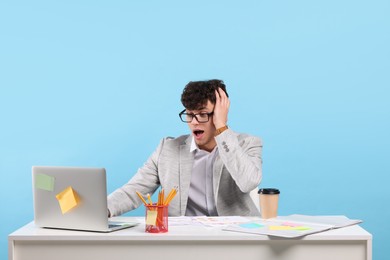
108 79 262 216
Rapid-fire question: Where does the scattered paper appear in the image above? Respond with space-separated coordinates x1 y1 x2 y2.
269 225 293 230
56 186 80 214
294 226 311 231
169 216 203 226
192 216 251 227
269 225 311 231
277 215 362 228
282 222 301 227
223 215 362 238
239 222 264 229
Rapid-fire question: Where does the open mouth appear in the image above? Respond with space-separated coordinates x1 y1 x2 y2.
193 130 204 137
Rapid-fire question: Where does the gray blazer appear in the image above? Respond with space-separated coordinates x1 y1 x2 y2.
108 129 262 216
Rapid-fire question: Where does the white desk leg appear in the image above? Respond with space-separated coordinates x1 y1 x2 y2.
366 239 372 260
8 239 14 260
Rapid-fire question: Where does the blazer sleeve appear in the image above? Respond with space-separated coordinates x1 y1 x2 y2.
215 129 262 193
107 139 166 217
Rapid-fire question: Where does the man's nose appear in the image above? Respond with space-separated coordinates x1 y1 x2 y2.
190 116 199 124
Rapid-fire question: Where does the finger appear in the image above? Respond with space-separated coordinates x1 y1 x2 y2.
217 88 229 106
217 87 226 98
215 89 221 102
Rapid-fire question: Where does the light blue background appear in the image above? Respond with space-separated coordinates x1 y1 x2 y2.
1 1 389 259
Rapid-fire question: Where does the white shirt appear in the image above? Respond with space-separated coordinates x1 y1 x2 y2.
185 137 218 216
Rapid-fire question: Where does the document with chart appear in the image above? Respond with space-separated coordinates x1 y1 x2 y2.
223 215 362 238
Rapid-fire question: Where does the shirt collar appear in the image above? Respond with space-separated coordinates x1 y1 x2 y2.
190 136 198 152
190 136 218 154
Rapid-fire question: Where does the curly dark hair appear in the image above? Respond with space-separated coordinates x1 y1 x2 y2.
181 79 229 110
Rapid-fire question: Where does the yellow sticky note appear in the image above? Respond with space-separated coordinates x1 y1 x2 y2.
146 210 158 225
56 186 80 214
269 225 294 231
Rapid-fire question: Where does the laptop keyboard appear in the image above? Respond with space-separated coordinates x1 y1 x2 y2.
108 224 123 228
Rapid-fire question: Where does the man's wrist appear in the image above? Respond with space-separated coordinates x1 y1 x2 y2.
215 125 228 136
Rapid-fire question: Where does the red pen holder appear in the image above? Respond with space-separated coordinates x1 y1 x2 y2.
145 204 168 233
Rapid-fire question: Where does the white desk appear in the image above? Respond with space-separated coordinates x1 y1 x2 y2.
9 217 372 260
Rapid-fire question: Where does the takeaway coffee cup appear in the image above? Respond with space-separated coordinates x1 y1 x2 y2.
258 188 280 219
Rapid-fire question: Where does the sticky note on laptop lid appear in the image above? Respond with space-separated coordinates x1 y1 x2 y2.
35 173 55 191
56 186 80 214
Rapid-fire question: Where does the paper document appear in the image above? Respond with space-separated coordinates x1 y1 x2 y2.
276 215 362 229
223 215 362 238
193 216 251 227
167 216 251 227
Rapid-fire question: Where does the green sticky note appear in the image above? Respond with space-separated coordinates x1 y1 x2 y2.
35 173 55 191
293 226 311 231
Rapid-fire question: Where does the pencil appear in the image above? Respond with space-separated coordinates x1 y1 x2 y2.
165 190 177 205
164 187 178 205
158 190 162 206
147 193 153 205
136 191 148 205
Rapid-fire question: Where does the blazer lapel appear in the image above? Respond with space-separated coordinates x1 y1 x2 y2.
179 136 194 216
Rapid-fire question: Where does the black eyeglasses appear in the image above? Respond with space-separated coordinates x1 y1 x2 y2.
179 109 214 123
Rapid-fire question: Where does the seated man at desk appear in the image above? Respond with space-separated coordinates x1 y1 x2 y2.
108 79 262 217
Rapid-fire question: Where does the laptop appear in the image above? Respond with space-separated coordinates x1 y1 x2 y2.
32 166 138 232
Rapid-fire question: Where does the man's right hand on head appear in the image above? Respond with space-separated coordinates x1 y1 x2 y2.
213 88 230 129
